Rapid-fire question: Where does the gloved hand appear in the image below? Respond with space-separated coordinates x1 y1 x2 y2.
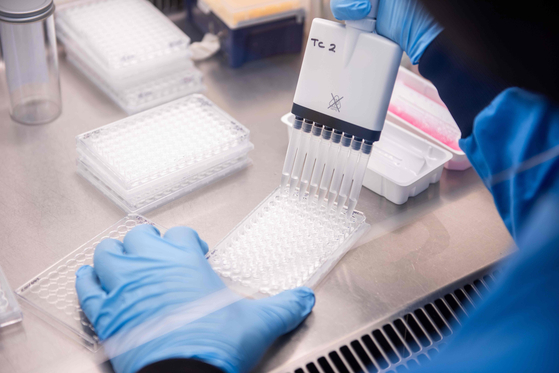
75 224 315 373
330 0 443 64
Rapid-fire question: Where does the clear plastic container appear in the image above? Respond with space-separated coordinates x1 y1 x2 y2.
55 0 192 82
76 94 254 213
16 215 164 350
0 264 23 328
207 187 370 297
387 67 471 171
0 0 61 124
199 0 303 28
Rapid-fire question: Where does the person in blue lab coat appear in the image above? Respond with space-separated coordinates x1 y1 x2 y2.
74 1 559 372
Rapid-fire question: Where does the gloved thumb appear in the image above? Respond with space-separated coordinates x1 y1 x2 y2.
331 0 371 21
254 287 315 339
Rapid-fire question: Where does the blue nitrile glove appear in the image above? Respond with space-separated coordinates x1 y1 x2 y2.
330 0 442 64
75 224 315 373
459 87 559 241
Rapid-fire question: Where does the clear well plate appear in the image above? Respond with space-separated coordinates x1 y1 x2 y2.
77 154 252 214
207 187 370 297
56 0 191 80
66 49 204 115
76 94 253 212
16 216 164 350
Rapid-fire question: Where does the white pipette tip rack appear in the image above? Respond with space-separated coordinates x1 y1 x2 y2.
76 94 254 214
16 216 164 350
0 264 23 329
56 0 204 113
207 187 370 297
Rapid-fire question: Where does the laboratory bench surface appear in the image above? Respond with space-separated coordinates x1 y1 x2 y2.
0 49 511 373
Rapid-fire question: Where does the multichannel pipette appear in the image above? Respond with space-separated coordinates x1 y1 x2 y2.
280 0 402 217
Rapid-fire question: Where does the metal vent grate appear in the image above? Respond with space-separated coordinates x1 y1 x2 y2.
277 268 502 373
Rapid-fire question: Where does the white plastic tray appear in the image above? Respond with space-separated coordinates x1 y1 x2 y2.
388 67 471 171
55 0 192 82
76 95 253 213
16 216 164 350
281 113 452 205
364 121 452 205
207 187 370 297
0 264 23 328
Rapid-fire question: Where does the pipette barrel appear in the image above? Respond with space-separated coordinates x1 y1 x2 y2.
289 119 314 196
337 138 363 213
280 116 304 190
327 134 353 209
347 140 373 217
309 126 333 199
299 124 323 200
318 130 343 205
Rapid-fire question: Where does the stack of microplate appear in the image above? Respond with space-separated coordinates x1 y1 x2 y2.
56 0 204 114
76 94 254 214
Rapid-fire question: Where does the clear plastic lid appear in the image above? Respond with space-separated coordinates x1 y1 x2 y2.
200 0 303 28
16 216 164 350
76 94 252 191
56 0 191 77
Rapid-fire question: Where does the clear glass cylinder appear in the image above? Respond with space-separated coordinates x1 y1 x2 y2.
0 13 61 124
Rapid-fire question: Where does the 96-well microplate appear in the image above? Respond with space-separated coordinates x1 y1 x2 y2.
207 187 370 297
77 94 252 190
16 216 164 350
56 0 191 75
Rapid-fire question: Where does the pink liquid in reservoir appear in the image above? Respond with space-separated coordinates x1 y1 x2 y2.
388 89 462 151
388 103 460 151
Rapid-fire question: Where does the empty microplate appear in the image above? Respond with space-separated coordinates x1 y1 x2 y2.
0 264 23 328
55 0 191 81
16 215 164 350
76 94 254 213
207 187 370 297
66 50 204 114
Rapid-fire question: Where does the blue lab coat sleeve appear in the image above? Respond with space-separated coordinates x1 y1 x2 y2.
411 32 559 372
